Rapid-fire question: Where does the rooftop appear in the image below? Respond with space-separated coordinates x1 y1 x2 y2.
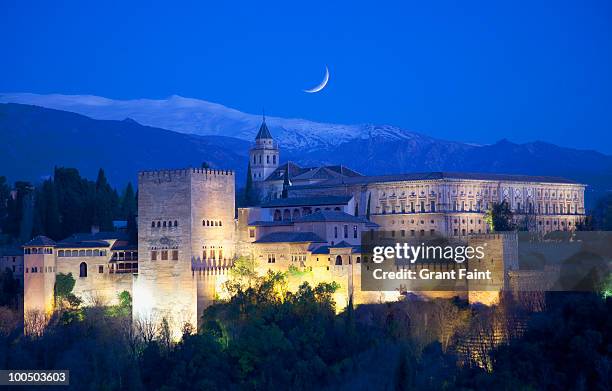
290 171 581 189
260 195 353 208
23 236 56 247
55 240 111 249
248 220 295 227
265 162 362 182
255 119 273 140
294 210 377 226
254 232 326 244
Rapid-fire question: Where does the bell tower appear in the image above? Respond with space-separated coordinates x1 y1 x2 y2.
249 114 279 182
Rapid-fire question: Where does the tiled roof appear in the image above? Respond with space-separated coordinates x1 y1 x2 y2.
331 241 353 248
23 236 56 247
255 120 273 139
254 232 326 244
294 210 374 224
290 171 581 189
260 195 353 208
264 162 362 182
248 220 295 227
264 162 308 181
55 240 111 249
111 244 138 251
311 243 364 254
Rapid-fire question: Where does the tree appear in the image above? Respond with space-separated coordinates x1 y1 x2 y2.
33 179 62 240
120 182 137 219
0 176 10 233
244 162 255 206
93 168 114 231
486 201 515 232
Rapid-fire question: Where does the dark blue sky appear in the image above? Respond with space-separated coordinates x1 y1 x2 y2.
2 0 611 153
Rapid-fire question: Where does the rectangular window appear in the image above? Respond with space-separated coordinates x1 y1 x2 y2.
410 202 415 213
161 250 168 260
249 229 255 238
172 250 179 261
151 250 157 261
334 226 338 239
353 226 358 239
98 265 104 273
401 230 406 237
420 201 425 212
343 225 348 239
430 201 436 212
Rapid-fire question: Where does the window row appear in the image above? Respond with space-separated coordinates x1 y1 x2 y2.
152 220 179 228
25 266 56 273
151 250 179 261
24 248 53 255
203 220 223 227
252 154 277 165
273 207 342 221
333 225 359 239
58 249 107 257
202 248 224 260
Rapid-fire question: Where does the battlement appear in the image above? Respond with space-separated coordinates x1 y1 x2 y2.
138 167 234 180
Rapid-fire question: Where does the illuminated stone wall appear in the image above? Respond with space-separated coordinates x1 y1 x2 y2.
55 254 133 306
135 168 235 339
23 249 56 317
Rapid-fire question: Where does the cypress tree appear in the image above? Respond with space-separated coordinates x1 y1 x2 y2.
245 162 254 206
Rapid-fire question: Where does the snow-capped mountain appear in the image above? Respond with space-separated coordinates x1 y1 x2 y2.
0 93 430 151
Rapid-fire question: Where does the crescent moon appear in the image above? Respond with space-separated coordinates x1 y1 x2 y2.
303 66 329 93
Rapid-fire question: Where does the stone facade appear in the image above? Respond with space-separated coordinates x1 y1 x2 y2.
21 117 588 338
134 168 235 339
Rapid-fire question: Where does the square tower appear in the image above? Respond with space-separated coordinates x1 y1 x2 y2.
134 168 235 339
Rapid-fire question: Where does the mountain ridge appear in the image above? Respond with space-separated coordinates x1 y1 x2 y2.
1 101 610 207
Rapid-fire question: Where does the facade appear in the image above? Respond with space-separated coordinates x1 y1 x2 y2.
22 232 137 323
22 117 587 337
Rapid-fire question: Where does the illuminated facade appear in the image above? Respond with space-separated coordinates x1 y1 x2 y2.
22 117 587 337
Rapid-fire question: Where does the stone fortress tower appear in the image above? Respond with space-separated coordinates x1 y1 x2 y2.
23 237 56 324
133 168 235 339
249 115 279 182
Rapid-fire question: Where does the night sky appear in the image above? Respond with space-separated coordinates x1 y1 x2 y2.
2 0 611 153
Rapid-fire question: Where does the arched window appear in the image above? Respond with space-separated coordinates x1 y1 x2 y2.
174 220 178 227
79 262 88 277
219 221 222 226
163 221 167 227
335 255 342 265
151 221 155 227
274 210 282 221
283 209 291 220
157 221 161 228
356 256 361 263
292 209 300 220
